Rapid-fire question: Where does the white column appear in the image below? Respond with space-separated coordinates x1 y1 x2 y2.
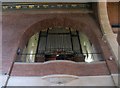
98 1 118 86
98 1 118 61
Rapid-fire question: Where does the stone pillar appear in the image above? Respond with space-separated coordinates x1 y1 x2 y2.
98 1 118 61
98 1 118 86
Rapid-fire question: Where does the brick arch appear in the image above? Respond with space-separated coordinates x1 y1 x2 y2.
19 17 102 52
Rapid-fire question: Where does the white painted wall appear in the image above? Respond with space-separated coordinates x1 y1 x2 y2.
0 75 9 87
6 75 117 86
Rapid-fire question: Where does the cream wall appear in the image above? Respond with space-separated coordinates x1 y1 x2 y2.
98 2 118 61
7 75 116 86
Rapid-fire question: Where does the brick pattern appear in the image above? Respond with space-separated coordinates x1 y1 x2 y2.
2 10 118 75
117 2 120 45
107 2 119 25
11 62 110 76
107 2 119 34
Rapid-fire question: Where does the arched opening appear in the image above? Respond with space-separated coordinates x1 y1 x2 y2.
2 2 118 84
16 26 104 63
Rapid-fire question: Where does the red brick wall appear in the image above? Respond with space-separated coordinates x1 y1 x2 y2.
2 10 118 76
107 2 119 25
117 2 120 45
107 2 119 33
11 62 110 76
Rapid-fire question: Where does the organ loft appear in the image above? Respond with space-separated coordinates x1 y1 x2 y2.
1 1 120 87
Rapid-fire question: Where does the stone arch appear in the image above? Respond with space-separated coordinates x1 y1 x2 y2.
98 2 118 61
18 17 102 54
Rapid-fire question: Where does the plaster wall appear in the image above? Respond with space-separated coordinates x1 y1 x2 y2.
7 75 116 86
